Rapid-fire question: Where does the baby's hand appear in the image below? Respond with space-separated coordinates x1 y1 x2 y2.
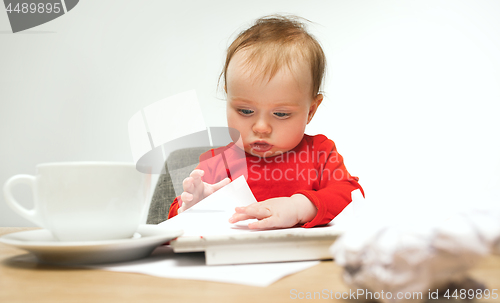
228 194 317 229
178 169 230 214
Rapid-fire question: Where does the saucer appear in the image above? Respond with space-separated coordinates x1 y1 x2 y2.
0 225 183 265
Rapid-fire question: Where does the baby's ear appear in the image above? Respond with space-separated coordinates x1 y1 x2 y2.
307 94 323 124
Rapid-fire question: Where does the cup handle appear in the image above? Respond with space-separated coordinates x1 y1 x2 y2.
3 175 44 227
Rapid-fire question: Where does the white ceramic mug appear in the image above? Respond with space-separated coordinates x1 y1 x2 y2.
3 162 151 242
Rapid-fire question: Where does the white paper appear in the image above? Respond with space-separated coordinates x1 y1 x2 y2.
159 175 259 236
92 246 319 287
330 202 500 303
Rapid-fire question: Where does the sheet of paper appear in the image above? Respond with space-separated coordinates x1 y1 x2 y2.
90 246 319 287
159 175 260 236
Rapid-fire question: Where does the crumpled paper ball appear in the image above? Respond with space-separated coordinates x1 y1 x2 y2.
330 206 500 303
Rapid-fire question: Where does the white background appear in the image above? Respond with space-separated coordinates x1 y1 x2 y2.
1 0 499 226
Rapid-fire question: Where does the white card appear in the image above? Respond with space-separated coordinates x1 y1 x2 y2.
159 176 257 236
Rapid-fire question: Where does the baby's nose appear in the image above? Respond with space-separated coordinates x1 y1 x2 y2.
252 118 272 134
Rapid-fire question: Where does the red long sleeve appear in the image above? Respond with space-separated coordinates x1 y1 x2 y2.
168 197 180 219
295 135 363 227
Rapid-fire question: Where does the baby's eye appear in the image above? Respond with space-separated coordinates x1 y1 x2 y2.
273 112 291 118
238 109 254 116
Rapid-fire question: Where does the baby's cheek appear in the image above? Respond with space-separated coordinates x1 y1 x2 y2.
282 125 305 147
227 120 248 141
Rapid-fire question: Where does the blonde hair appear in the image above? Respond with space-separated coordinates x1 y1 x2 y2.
220 15 326 98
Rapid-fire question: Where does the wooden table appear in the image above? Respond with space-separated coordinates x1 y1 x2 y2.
1 227 500 303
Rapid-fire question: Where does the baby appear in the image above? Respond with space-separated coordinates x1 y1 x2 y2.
167 15 363 229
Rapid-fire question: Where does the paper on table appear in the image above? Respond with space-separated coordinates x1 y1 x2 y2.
92 245 319 287
159 175 259 236
330 204 500 303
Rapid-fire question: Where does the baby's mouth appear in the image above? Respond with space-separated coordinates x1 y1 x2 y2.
250 141 273 153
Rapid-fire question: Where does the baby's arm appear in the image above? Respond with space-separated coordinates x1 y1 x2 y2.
177 169 230 214
228 194 317 229
229 136 362 229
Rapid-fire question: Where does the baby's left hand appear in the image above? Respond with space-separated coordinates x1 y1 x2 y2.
228 194 317 229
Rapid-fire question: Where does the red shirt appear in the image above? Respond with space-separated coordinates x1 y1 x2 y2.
167 134 363 227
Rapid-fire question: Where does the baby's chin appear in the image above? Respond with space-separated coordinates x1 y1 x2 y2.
245 147 288 158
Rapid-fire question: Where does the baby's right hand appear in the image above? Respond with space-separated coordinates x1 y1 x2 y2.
178 169 230 214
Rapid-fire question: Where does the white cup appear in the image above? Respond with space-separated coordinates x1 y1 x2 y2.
3 162 151 242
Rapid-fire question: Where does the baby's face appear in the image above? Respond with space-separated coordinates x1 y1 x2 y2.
226 51 322 158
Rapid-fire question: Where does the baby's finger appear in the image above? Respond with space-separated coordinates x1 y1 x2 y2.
211 177 230 192
248 217 276 229
190 171 205 190
228 212 256 223
181 191 193 202
234 206 247 213
182 177 194 191
190 169 204 179
240 203 272 219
